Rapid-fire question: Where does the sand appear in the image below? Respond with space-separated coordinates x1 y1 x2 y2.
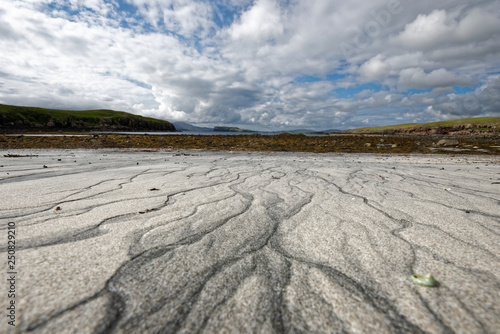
0 149 499 333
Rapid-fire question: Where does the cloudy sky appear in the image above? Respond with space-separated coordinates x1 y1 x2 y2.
1 0 500 130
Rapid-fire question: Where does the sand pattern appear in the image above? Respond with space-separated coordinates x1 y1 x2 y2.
0 150 499 333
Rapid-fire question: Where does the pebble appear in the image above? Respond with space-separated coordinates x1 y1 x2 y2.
437 139 459 147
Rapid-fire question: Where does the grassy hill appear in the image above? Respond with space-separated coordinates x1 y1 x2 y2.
0 104 176 132
343 117 500 136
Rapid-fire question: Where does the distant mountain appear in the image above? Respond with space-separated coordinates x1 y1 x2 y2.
213 126 255 133
276 128 342 134
0 104 176 132
172 122 213 132
284 128 315 133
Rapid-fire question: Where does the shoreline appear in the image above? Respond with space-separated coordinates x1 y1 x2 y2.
1 133 499 155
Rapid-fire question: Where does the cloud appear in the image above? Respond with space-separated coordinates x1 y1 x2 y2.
398 68 471 90
0 0 499 130
0 8 21 41
127 0 215 37
359 54 390 81
229 0 283 44
455 8 500 42
429 75 500 118
395 8 500 50
395 10 454 50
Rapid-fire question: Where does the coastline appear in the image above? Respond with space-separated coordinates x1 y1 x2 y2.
1 133 500 155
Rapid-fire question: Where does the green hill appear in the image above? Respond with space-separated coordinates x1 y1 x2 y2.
0 104 176 132
343 117 500 136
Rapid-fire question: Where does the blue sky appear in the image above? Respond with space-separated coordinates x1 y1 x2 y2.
1 0 500 130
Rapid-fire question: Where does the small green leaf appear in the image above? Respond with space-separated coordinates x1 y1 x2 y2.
411 273 437 287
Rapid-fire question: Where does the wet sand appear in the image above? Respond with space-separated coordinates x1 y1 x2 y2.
0 149 499 333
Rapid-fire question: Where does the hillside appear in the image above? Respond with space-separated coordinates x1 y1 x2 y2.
0 104 176 132
342 117 500 136
213 126 254 133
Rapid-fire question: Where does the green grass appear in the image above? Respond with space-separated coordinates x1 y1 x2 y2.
0 104 172 126
349 117 500 132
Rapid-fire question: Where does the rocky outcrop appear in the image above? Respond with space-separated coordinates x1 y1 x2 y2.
345 123 499 137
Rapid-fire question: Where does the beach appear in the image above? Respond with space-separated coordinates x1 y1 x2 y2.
0 149 499 333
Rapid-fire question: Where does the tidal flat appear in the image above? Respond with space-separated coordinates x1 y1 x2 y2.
0 149 499 333
1 132 500 155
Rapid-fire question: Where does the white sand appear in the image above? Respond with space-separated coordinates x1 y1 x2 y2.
0 149 499 333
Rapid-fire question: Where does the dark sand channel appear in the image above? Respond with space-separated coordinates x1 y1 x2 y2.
1 149 499 333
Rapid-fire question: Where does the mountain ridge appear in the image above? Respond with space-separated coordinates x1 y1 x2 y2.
172 122 213 132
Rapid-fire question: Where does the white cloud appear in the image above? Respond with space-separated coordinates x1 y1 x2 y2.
230 0 283 44
398 68 471 90
455 8 500 43
359 54 390 81
396 10 454 50
0 0 499 130
125 0 215 37
395 8 500 50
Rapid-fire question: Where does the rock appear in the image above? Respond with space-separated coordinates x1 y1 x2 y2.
437 139 459 147
431 127 443 135
364 143 372 147
392 144 398 148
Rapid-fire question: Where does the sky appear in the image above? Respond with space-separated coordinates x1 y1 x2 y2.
1 0 500 131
